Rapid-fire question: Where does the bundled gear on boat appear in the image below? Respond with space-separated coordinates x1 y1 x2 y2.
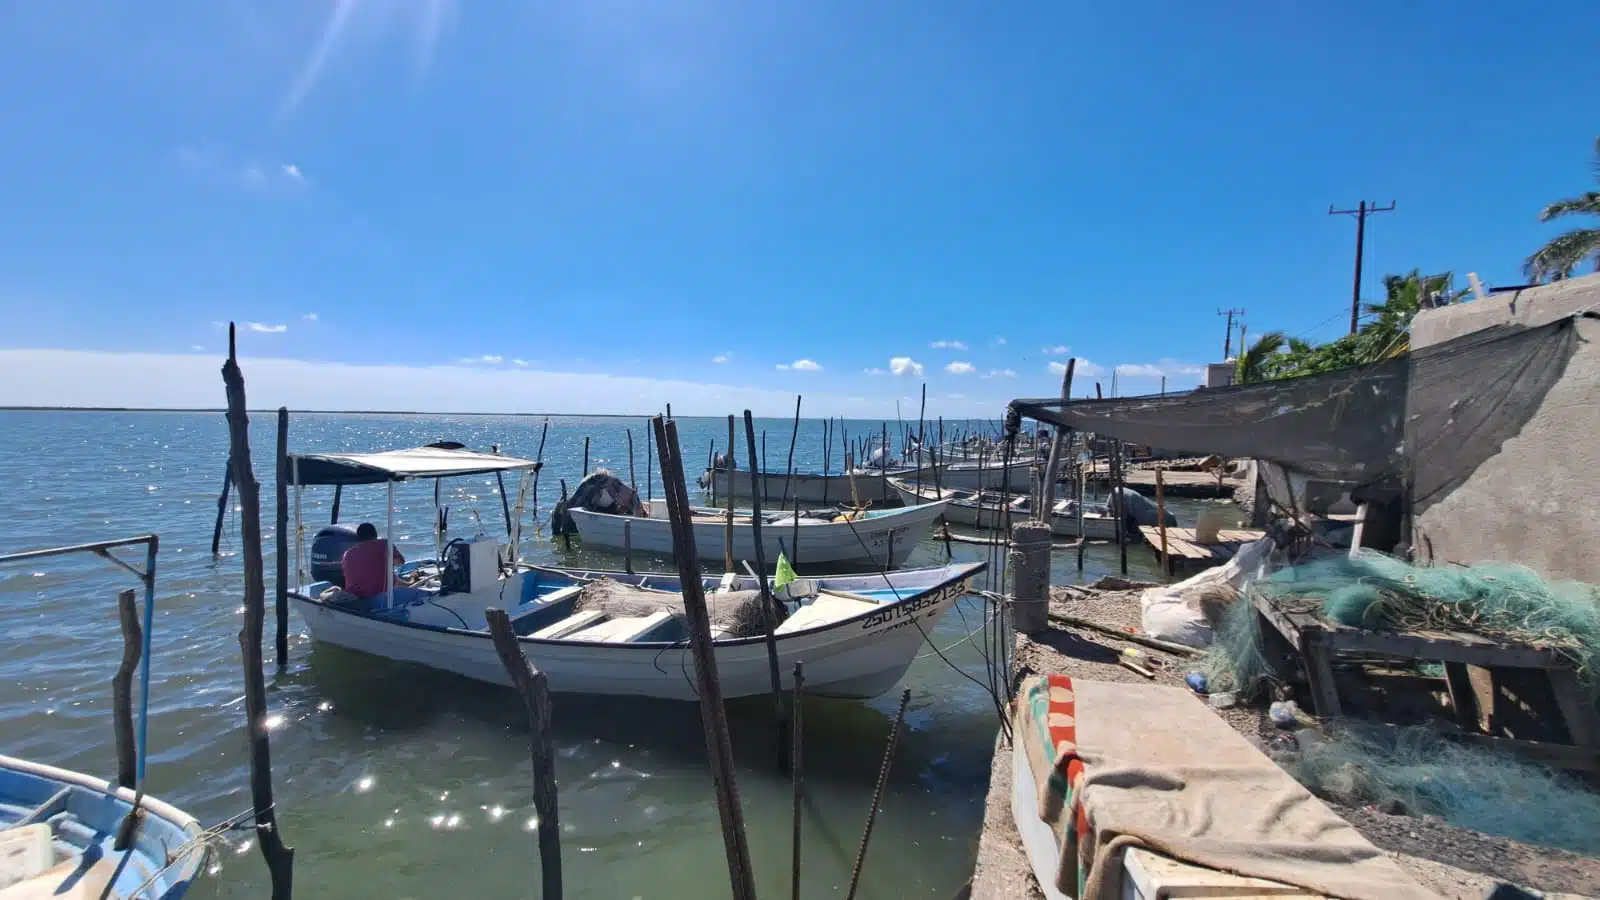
573 577 785 638
551 470 646 536
1110 486 1176 528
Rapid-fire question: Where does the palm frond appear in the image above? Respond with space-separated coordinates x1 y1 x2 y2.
1236 331 1286 384
1538 192 1600 222
1523 228 1600 281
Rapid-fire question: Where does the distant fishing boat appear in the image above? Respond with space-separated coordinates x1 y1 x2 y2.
291 561 985 701
0 755 206 899
888 478 1123 540
569 500 950 569
703 458 1032 505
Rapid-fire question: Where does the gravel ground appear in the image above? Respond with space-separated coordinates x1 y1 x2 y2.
970 581 1600 899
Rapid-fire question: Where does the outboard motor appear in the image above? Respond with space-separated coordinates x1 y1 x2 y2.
1110 486 1177 529
310 524 361 585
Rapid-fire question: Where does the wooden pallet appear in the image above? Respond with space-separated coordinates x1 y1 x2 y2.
1252 592 1600 771
1137 525 1265 575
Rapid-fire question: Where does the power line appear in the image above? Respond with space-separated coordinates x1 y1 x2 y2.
1329 200 1396 335
1216 308 1245 358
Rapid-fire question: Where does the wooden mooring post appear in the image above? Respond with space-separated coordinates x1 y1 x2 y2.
484 608 563 900
651 415 757 900
113 589 141 790
724 415 736 573
743 410 789 773
791 660 805 900
220 325 295 900
210 465 232 556
780 395 801 510
274 407 290 668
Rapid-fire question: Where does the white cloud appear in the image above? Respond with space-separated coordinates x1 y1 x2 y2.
862 367 887 375
711 352 730 364
459 354 503 364
0 349 1005 417
1042 345 1071 355
178 145 307 193
944 361 976 375
282 164 306 184
246 322 288 334
929 340 968 351
945 392 967 400
980 368 1017 379
512 359 528 367
302 312 318 322
1050 360 1106 376
994 337 1007 346
889 357 924 378
780 359 821 372
1113 360 1206 381
190 345 206 352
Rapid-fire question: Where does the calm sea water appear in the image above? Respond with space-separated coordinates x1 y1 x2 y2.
0 410 1181 899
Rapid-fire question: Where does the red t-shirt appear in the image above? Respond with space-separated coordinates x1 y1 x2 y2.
342 539 401 597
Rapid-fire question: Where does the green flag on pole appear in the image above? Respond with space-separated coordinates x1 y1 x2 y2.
774 552 797 591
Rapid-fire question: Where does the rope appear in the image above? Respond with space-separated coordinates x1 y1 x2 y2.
124 806 259 897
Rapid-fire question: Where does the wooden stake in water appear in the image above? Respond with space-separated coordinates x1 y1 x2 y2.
210 465 231 556
220 324 295 900
651 416 758 900
780 395 802 509
484 608 563 900
274 407 290 668
113 589 140 790
744 410 789 773
725 415 736 572
627 428 636 492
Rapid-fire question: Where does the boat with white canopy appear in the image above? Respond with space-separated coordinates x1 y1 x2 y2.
282 442 986 700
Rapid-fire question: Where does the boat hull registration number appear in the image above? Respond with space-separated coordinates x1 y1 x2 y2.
859 581 967 631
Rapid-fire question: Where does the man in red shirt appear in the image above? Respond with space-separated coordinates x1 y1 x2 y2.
342 522 406 601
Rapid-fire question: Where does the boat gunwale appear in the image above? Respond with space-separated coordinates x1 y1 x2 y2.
289 561 986 651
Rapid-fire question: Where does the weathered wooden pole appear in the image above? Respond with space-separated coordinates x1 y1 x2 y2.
484 608 563 900
330 484 342 524
651 415 758 900
724 415 736 572
644 424 654 501
558 479 572 552
582 436 590 477
744 410 789 773
791 660 805 900
627 428 636 491
879 422 889 507
531 418 549 522
210 465 232 555
1155 467 1169 573
113 589 141 790
1113 442 1129 574
220 325 295 900
820 418 832 506
780 395 802 510
274 407 290 668
1039 360 1074 520
846 688 912 900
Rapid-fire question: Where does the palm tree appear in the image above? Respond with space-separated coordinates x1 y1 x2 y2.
1235 331 1285 384
1524 137 1600 282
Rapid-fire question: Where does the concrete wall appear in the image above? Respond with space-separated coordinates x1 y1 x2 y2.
1408 273 1600 583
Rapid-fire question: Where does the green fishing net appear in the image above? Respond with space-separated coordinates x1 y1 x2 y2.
1257 549 1600 686
1289 725 1600 855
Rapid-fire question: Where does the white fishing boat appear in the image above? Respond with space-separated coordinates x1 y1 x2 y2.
291 561 984 701
704 458 1032 505
888 478 1123 540
569 499 950 569
281 442 986 700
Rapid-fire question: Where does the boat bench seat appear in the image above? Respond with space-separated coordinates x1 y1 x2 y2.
775 592 880 634
566 609 676 643
511 585 586 636
528 608 607 640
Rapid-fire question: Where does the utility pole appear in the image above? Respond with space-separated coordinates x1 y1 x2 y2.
1217 308 1244 358
1329 200 1396 334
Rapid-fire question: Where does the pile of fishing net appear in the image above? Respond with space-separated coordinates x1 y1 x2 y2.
1288 725 1600 855
1202 548 1600 699
1257 549 1600 685
574 578 784 639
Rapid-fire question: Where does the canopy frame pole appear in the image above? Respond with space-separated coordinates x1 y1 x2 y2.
386 480 395 609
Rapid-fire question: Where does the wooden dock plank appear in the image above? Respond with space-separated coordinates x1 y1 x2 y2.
1137 525 1265 573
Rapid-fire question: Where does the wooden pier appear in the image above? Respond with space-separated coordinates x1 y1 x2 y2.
1137 525 1264 575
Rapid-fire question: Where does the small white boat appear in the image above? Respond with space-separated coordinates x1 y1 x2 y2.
291 562 985 701
569 500 950 569
888 478 1123 540
0 755 206 899
705 458 1033 505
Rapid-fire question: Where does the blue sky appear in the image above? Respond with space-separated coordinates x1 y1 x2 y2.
1 1 1596 415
